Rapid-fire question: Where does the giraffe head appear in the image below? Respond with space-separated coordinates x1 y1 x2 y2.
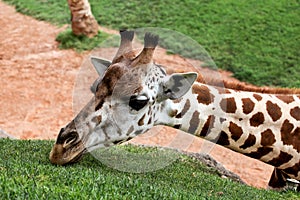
49 31 197 165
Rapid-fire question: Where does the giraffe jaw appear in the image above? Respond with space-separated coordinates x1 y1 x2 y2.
49 136 134 165
49 141 86 165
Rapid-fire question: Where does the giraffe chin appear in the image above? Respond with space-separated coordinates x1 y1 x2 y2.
49 142 86 165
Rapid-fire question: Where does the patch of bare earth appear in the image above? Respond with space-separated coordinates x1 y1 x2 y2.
0 1 273 189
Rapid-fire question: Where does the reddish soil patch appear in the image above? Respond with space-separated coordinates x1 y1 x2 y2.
0 1 273 189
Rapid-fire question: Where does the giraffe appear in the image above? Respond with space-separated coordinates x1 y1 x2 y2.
50 30 300 190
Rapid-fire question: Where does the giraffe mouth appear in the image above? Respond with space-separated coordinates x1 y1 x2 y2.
112 137 133 145
68 149 87 164
50 137 133 165
49 141 87 165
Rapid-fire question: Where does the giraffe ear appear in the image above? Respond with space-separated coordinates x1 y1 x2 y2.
90 56 111 74
90 57 111 94
162 72 197 100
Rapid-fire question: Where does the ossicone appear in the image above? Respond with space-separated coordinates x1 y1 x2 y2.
112 29 135 63
143 32 159 48
131 32 159 66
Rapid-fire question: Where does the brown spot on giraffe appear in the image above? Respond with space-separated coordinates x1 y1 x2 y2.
239 134 256 149
229 122 243 141
216 131 230 146
176 99 190 118
267 151 293 167
138 114 146 126
281 120 300 152
266 101 282 122
168 109 178 118
199 115 215 137
188 111 200 134
281 119 294 134
295 127 300 135
261 129 276 146
283 161 300 177
276 95 294 104
268 168 288 189
246 147 273 159
253 94 262 101
220 97 237 113
147 117 152 125
192 85 215 105
249 112 265 127
290 106 300 121
242 98 255 114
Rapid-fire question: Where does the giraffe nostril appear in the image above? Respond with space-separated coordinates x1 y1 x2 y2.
64 132 79 148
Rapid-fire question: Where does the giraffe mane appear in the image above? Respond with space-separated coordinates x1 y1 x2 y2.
221 80 300 94
192 71 300 95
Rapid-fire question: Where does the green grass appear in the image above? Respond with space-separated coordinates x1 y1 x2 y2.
56 29 110 51
3 0 299 88
0 139 299 199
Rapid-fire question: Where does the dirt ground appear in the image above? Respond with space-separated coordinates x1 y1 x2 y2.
0 1 273 189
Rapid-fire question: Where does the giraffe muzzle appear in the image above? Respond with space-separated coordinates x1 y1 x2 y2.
49 142 86 165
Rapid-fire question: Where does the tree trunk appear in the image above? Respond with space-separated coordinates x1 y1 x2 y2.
67 0 99 38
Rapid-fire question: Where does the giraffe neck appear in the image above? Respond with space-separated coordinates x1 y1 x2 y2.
159 81 300 178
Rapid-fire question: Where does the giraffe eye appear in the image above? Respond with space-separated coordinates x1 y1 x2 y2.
129 95 149 111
